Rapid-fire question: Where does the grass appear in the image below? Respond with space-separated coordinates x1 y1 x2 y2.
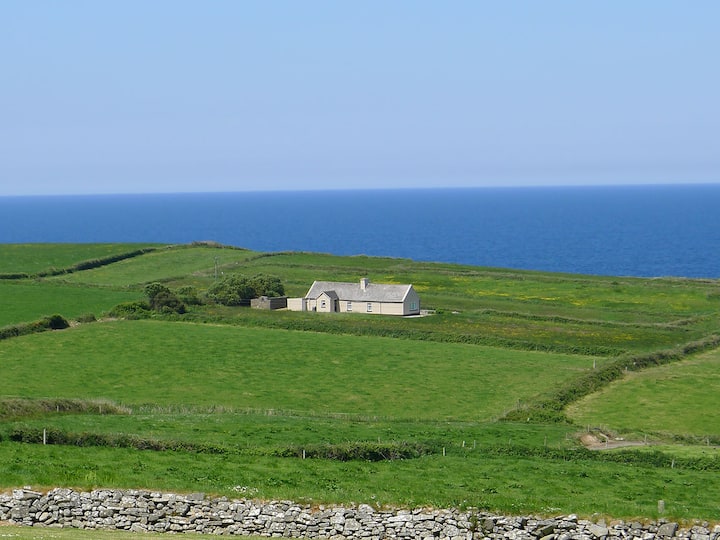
0 320 594 420
2 243 720 520
1 443 719 519
182 304 707 357
51 245 258 287
236 252 720 317
0 524 259 540
3 412 577 454
567 347 720 438
0 243 159 275
25 245 720 357
0 282 141 326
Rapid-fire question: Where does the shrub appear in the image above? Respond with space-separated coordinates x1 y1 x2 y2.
144 282 186 314
177 285 202 305
46 314 70 330
152 290 186 314
108 301 151 319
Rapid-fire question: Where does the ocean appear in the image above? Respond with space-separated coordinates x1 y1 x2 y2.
1 184 719 278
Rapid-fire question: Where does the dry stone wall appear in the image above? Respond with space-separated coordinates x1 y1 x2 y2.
1 488 717 539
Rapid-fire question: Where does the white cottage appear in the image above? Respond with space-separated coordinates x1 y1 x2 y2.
287 278 420 316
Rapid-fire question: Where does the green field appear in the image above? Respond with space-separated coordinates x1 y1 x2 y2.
0 281 141 326
0 243 160 275
1 243 720 520
0 320 596 419
568 347 720 438
50 245 258 287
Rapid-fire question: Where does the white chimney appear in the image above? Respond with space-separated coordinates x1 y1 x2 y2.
360 277 370 290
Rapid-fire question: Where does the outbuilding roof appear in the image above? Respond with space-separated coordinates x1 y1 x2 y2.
305 280 414 303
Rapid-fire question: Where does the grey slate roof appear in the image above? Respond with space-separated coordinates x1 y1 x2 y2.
318 290 339 300
305 280 414 303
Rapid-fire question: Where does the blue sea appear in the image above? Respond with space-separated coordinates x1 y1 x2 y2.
1 185 719 278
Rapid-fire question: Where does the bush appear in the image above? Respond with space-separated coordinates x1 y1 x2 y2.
152 290 186 314
144 282 186 314
46 314 70 330
108 301 151 319
177 285 202 305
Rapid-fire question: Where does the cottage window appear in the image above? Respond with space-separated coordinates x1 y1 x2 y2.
320 300 326 309
367 303 373 312
410 302 418 310
347 301 352 311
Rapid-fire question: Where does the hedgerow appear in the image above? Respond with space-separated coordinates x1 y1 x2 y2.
474 444 720 471
173 312 623 357
0 315 69 341
275 441 438 461
502 334 720 423
0 272 30 280
0 398 128 420
6 427 435 461
8 427 227 455
37 248 159 277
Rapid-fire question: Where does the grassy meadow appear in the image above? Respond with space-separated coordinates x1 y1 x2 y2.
0 320 595 420
0 281 141 326
1 243 720 520
567 347 720 438
0 244 160 275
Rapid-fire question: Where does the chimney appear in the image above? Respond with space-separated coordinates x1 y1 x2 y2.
360 277 370 290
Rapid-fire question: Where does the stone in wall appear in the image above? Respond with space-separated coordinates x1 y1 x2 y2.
1 488 717 539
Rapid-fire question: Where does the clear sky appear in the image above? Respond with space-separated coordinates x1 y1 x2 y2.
1 1 718 196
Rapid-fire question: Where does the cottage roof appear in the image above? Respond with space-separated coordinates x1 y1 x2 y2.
318 290 339 300
305 280 414 303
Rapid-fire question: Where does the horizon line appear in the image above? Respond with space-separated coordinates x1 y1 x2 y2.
2 181 720 198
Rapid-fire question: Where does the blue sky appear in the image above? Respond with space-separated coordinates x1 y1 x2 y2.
1 1 718 196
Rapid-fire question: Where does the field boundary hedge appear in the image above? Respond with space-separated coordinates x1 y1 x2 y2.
501 334 720 423
0 247 162 280
8 425 720 471
6 427 434 461
170 312 624 357
0 398 129 420
0 315 69 341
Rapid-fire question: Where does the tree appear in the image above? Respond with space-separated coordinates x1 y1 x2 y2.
207 275 255 306
250 274 285 297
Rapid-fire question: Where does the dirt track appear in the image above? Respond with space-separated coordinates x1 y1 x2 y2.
580 433 649 451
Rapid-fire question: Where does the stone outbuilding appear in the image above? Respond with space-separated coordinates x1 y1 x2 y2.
250 296 288 310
